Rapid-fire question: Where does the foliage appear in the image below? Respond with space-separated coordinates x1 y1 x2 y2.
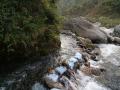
87 16 120 28
57 0 120 27
0 0 60 62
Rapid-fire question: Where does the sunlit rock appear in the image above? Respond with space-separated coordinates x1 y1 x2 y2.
74 52 82 60
45 73 59 82
68 61 75 69
55 66 67 75
69 57 78 63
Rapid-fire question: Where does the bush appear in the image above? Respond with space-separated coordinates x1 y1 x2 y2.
0 0 60 62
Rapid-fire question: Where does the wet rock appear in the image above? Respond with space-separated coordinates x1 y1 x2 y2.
64 17 108 43
107 35 114 43
90 54 96 60
92 47 101 55
45 73 59 82
67 57 78 69
69 57 78 63
47 67 54 73
61 61 69 68
81 64 104 76
55 66 67 75
44 75 64 89
63 69 76 79
81 65 91 75
82 53 90 62
91 68 102 76
77 37 95 49
74 52 82 60
60 76 77 90
68 61 75 69
113 37 120 44
73 62 81 70
113 25 120 38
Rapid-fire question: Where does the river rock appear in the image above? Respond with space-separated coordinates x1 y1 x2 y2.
55 66 67 75
44 74 64 89
82 52 90 62
77 37 95 49
64 17 108 43
113 37 120 44
113 25 120 37
60 76 77 90
74 52 82 60
91 47 101 55
81 64 104 76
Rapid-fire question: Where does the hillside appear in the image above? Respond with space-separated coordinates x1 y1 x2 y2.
57 0 120 27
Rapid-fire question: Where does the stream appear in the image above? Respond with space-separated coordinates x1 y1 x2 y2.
0 30 120 90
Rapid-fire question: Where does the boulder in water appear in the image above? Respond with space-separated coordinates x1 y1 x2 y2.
55 66 67 75
44 73 64 89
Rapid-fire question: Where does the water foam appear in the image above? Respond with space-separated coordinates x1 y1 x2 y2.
77 70 110 90
99 44 118 57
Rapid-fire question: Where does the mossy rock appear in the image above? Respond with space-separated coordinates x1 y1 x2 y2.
77 37 95 49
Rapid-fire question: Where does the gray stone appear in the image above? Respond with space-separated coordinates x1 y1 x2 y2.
64 17 108 43
113 25 120 37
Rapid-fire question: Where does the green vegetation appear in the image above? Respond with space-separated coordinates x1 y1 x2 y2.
0 0 61 63
57 0 120 27
86 16 120 28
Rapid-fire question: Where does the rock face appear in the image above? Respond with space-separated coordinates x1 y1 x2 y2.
64 17 108 43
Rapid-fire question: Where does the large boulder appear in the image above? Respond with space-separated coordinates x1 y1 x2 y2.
64 17 108 43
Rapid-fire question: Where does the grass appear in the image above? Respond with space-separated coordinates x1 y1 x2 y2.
86 15 120 28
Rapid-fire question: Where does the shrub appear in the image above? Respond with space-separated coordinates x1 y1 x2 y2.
0 0 60 62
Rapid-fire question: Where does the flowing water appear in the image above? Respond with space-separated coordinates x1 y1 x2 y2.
0 32 120 90
97 44 120 90
32 33 120 90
